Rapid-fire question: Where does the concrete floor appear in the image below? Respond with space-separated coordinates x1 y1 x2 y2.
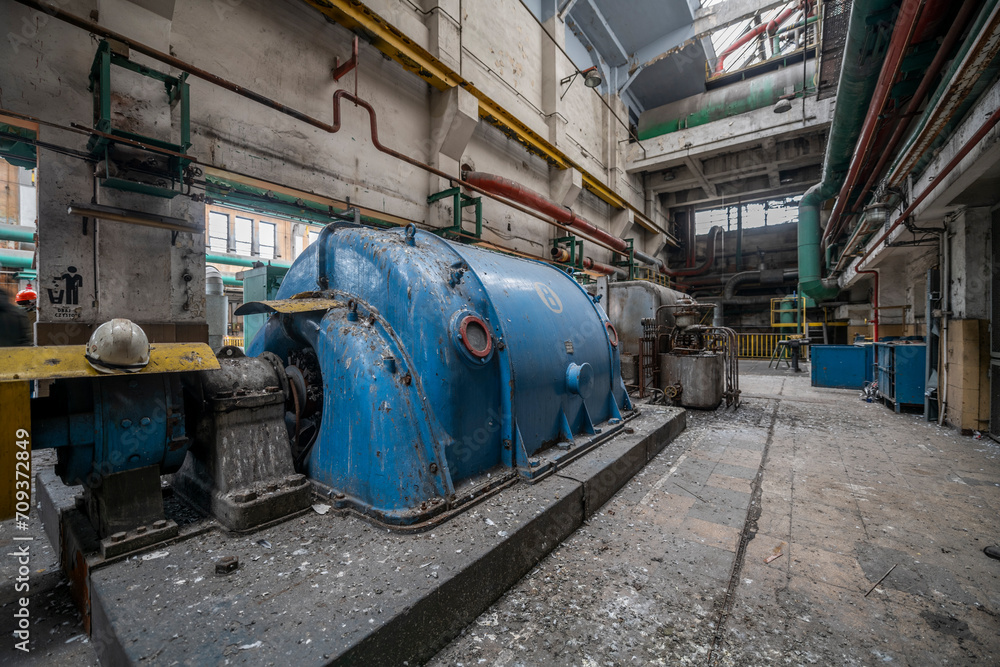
2 361 999 665
429 361 1000 666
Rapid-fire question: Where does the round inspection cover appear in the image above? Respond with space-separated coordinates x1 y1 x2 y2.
460 315 492 359
606 322 619 347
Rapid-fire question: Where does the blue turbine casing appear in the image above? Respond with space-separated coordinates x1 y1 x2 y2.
249 225 630 524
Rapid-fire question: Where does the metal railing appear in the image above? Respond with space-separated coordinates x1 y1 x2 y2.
738 333 795 359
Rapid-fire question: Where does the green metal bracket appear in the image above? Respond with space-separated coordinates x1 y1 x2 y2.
552 234 585 272
0 124 37 169
427 187 482 240
612 238 636 280
87 40 191 198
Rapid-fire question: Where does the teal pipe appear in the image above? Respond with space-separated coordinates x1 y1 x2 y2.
798 0 897 302
0 252 33 269
205 253 291 270
223 276 242 287
0 226 35 243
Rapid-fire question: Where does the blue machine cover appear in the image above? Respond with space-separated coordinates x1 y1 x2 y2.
249 225 630 523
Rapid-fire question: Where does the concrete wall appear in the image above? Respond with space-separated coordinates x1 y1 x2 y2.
0 0 651 343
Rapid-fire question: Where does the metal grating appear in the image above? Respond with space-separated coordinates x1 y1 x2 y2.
817 0 853 100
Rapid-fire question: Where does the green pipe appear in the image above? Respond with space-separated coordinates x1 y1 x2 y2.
0 226 35 243
205 253 291 270
223 276 242 287
798 0 897 302
0 252 33 269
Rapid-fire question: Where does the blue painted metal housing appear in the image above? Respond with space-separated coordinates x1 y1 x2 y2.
249 224 631 524
876 341 926 412
810 344 874 389
31 375 190 486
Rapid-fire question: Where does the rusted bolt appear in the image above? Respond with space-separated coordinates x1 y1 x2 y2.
624 427 636 435
110 532 126 543
215 556 239 575
335 493 346 500
135 525 147 535
153 520 168 530
429 463 439 473
266 483 278 493
503 439 512 450
402 373 412 386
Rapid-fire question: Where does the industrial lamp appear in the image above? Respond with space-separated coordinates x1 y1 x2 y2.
560 66 603 99
863 202 890 227
773 97 793 114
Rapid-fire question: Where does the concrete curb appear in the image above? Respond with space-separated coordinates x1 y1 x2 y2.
81 407 685 666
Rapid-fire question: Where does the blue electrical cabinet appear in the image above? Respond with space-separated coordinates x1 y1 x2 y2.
875 341 926 412
811 344 874 389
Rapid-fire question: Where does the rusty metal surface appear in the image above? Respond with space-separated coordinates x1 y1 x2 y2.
233 297 344 316
0 343 219 382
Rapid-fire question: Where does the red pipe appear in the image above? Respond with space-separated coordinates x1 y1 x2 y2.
463 171 630 254
832 0 978 245
549 247 618 276
856 269 879 341
661 225 723 277
856 103 1000 270
714 2 804 73
822 0 926 247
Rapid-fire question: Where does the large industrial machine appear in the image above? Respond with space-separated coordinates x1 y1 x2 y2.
5 216 632 555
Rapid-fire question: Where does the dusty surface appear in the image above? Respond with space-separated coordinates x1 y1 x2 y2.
430 361 1000 666
3 362 1000 665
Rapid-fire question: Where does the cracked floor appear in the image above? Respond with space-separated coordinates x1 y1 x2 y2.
3 361 999 666
430 361 1000 666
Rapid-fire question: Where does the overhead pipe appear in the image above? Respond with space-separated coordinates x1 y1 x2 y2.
797 0 898 302
821 0 926 248
549 247 625 278
886 0 1000 187
855 103 1000 270
10 1 631 264
828 0 979 250
463 170 664 275
462 171 631 254
0 252 33 269
660 225 724 277
714 1 806 73
0 225 36 244
723 269 798 299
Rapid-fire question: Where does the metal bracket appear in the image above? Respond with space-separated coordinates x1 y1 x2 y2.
427 187 482 240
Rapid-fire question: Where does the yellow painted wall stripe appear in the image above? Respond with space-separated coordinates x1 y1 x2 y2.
298 0 672 240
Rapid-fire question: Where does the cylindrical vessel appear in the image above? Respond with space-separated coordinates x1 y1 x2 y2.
205 266 228 351
660 353 725 409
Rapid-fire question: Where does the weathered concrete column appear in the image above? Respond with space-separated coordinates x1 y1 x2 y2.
424 0 462 73
35 150 206 345
541 13 568 147
428 85 479 228
550 166 582 207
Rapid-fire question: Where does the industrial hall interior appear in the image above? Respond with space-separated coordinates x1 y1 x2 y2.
2 0 1000 664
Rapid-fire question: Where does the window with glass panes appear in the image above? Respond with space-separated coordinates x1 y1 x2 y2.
208 212 229 252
